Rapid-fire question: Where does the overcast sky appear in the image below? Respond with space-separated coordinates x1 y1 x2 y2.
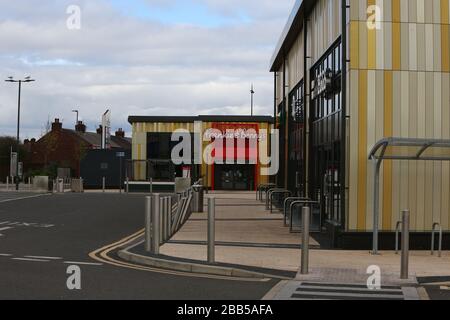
0 0 294 139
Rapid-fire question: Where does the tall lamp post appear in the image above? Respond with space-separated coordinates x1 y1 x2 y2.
250 84 255 116
5 76 35 191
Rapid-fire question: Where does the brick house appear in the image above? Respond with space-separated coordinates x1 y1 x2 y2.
25 119 131 178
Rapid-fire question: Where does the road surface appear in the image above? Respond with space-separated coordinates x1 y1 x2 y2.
0 193 278 300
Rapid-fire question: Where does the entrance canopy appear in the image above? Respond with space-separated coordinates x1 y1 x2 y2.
369 137 450 162
369 137 450 254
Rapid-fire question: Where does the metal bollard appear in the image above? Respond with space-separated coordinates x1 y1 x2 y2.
126 177 129 194
150 178 153 195
401 210 410 280
145 196 152 252
152 194 161 254
159 197 165 244
208 197 216 264
301 206 310 275
6 176 9 191
102 177 106 193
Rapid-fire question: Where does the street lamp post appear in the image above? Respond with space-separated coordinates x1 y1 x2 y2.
5 76 35 191
250 84 255 117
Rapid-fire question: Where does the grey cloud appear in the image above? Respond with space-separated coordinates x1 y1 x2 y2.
0 0 294 139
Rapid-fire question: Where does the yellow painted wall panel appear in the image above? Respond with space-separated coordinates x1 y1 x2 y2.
357 70 368 230
366 71 377 230
391 72 401 227
349 70 360 230
416 72 426 230
392 0 401 22
442 0 450 24
392 23 401 70
367 27 377 69
442 25 450 72
350 21 360 69
382 71 393 230
408 73 418 228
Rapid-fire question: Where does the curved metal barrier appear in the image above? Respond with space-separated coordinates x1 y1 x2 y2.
289 200 321 233
283 197 310 226
256 183 276 201
268 189 292 213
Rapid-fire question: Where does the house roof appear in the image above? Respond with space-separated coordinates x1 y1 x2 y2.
64 129 131 149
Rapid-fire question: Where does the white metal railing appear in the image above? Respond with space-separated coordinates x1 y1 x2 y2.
145 180 201 254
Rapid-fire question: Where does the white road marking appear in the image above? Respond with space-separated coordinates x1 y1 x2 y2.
63 261 103 266
0 227 13 231
12 257 49 262
0 221 10 225
24 256 63 260
0 254 12 257
0 194 50 204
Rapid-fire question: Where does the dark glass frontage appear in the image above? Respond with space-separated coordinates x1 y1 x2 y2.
309 38 344 227
214 165 255 191
287 81 306 196
276 101 286 188
146 132 198 182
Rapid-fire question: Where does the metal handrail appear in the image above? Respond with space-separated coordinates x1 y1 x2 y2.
395 221 402 254
431 222 443 258
283 197 311 226
289 200 320 233
269 189 292 213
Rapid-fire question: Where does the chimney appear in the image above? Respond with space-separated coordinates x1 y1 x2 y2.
52 118 62 132
115 128 125 138
96 125 103 135
31 138 36 144
75 121 86 133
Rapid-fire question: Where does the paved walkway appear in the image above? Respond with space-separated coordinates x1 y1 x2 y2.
159 191 450 280
159 191 316 272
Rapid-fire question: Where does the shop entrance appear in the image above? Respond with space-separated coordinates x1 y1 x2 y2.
214 165 255 191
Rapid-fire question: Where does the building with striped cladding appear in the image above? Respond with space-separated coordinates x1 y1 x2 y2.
271 0 450 249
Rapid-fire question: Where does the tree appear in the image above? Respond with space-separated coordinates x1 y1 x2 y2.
0 136 27 182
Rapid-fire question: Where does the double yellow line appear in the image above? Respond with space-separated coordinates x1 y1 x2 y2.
89 230 270 282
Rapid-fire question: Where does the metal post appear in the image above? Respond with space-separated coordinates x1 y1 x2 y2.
119 156 123 194
145 196 152 252
152 194 160 254
301 206 310 275
126 177 129 194
208 197 216 264
164 197 169 242
159 197 165 244
167 196 172 241
150 178 153 195
6 176 9 191
400 210 410 280
372 160 381 254
102 177 106 193
15 81 22 191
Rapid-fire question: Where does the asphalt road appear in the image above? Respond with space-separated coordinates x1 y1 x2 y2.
0 193 278 300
